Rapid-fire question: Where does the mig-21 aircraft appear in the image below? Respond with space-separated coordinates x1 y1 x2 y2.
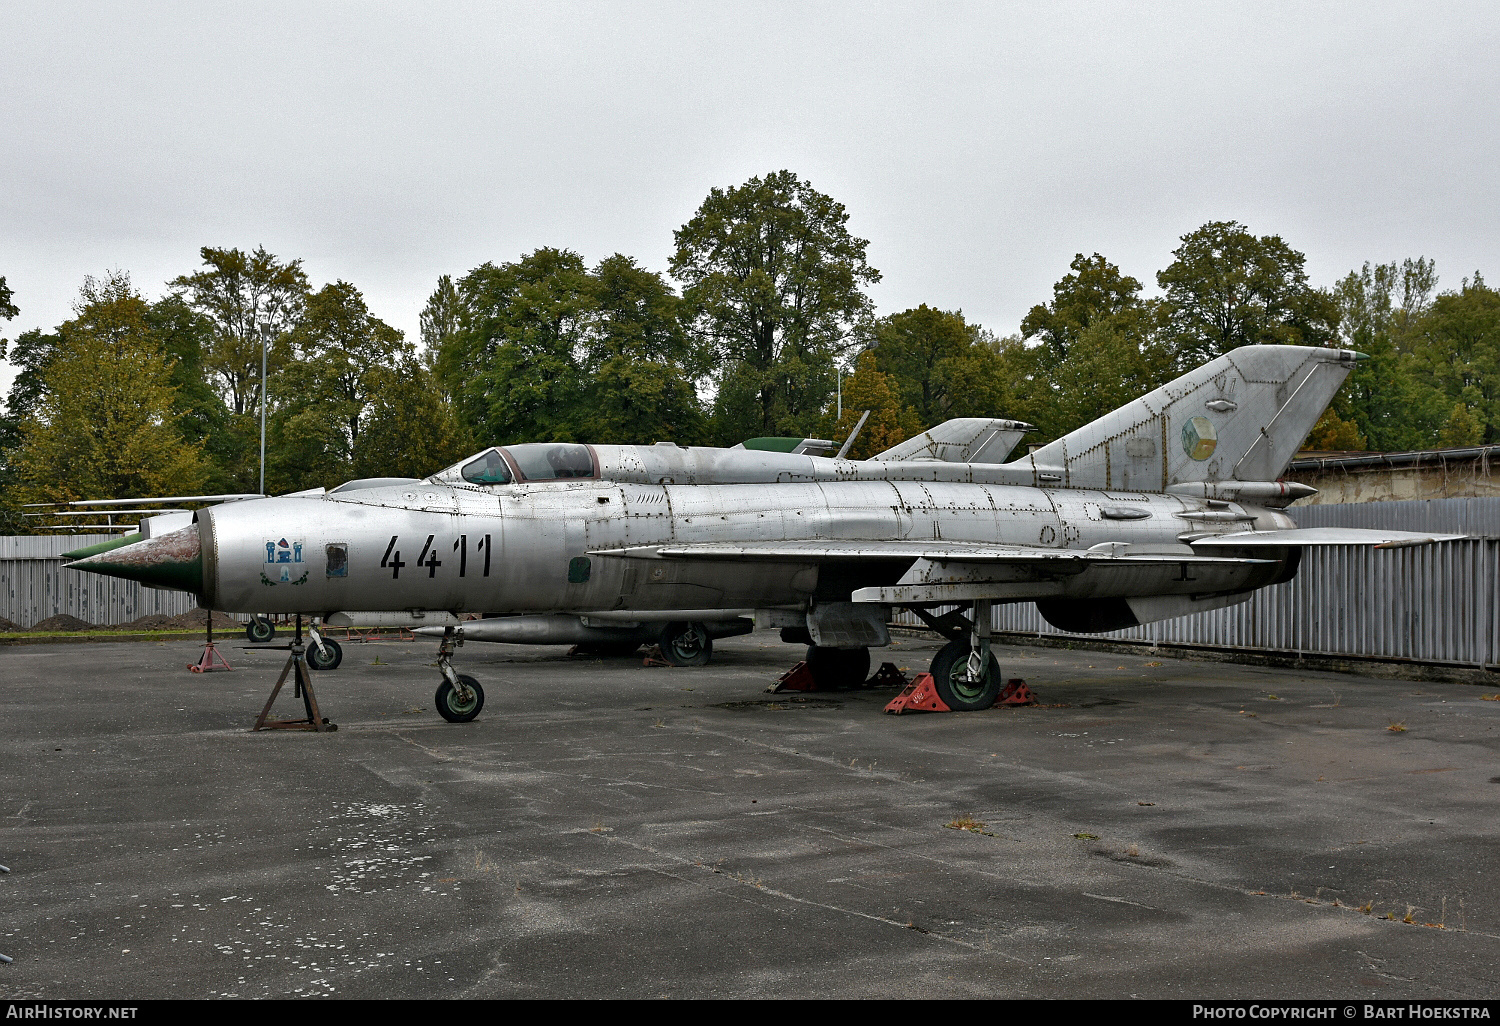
66 345 1461 723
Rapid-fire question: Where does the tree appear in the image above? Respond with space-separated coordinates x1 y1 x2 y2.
146 294 246 493
171 246 309 415
353 361 471 480
420 274 462 363
1407 272 1500 444
868 305 1008 425
1157 221 1337 364
582 254 706 444
1326 259 1448 452
0 274 16 362
287 280 412 448
817 350 920 459
671 170 880 437
12 273 206 505
437 248 595 445
1021 253 1149 363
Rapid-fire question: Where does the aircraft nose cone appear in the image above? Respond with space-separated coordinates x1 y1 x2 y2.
65 524 203 593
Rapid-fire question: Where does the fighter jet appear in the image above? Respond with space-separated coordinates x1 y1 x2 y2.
67 345 1460 723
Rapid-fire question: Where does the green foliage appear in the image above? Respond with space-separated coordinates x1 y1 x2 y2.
0 274 16 362
353 362 471 480
1012 253 1176 444
671 170 880 438
868 305 1008 424
439 247 593 444
171 246 309 416
420 274 462 363
1021 254 1149 363
286 280 413 446
1327 259 1447 451
1157 221 1337 364
583 255 706 444
146 294 246 492
1406 273 1500 445
817 351 921 459
12 273 207 506
438 249 707 447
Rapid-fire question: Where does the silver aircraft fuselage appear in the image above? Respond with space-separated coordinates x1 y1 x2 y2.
196 451 1297 618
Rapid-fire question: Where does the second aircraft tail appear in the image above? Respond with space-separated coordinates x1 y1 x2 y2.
1007 345 1364 493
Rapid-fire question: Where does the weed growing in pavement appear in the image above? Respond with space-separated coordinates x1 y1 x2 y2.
1387 721 1407 732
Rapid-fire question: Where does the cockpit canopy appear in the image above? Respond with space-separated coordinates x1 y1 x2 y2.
445 443 598 486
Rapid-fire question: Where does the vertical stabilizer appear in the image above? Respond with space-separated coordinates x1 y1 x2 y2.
1009 346 1362 491
871 418 1033 464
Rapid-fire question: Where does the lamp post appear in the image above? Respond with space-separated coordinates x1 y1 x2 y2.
258 322 269 496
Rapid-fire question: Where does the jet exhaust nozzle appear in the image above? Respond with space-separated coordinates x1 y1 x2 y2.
64 525 203 594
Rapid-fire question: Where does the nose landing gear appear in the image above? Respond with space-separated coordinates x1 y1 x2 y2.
434 626 485 722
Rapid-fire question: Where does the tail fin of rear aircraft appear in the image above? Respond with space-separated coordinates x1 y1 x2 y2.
871 418 1033 464
1009 345 1364 492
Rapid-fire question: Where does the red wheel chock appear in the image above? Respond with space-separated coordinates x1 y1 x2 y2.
188 641 233 673
883 673 951 714
997 678 1036 706
884 675 1036 714
866 662 910 689
766 660 817 693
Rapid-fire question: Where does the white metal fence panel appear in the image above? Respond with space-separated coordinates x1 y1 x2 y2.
0 535 206 628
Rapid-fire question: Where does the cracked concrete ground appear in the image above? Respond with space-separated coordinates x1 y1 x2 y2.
1 632 1497 999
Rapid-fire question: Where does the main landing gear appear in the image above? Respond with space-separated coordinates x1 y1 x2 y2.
911 599 1004 710
658 621 712 667
433 626 485 723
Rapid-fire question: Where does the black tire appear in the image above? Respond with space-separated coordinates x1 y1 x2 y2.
306 637 343 671
659 622 712 667
804 646 871 690
245 617 276 644
435 675 484 723
928 638 1001 711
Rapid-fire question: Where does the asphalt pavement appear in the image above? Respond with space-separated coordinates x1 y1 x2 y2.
1 631 1497 999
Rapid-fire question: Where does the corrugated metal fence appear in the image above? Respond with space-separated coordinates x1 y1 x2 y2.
0 535 206 628
902 497 1500 670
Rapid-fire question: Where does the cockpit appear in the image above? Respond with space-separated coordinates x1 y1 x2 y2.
438 443 598 486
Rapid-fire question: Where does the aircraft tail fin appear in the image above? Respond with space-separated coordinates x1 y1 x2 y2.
1008 346 1364 491
871 418 1033 464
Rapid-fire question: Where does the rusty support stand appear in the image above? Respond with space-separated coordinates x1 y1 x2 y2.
252 617 336 732
188 609 233 673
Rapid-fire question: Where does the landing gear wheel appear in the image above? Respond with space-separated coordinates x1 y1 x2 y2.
659 622 712 666
804 646 871 690
306 637 343 671
928 638 1001 711
246 616 276 644
435 674 484 723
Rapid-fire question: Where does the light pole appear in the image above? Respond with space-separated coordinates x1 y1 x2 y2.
258 322 269 496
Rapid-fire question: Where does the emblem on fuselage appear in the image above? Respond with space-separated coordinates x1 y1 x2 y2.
1181 416 1218 461
261 537 308 586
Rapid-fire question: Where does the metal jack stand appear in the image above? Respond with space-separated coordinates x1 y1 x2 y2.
252 615 337 732
188 609 234 673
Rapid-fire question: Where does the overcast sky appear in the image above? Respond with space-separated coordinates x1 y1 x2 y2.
4 1 1498 394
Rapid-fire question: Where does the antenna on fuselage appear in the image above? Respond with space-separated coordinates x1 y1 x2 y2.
836 410 872 460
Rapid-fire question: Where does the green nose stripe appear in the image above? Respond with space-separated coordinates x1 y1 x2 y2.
60 532 146 561
65 525 203 594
